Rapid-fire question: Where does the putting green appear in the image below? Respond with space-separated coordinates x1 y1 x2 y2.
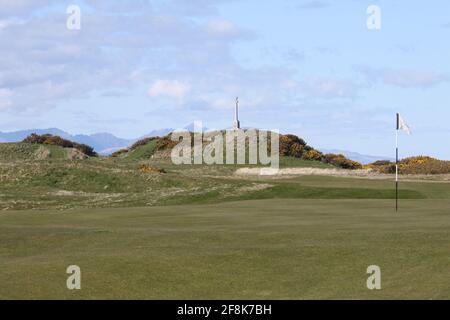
1 198 449 299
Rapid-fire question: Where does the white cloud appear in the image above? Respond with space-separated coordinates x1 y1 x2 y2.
148 80 191 100
0 88 13 97
357 66 449 88
303 77 356 99
0 88 13 110
205 19 239 36
0 0 252 113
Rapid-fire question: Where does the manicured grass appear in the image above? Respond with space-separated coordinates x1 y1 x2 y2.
158 182 424 206
0 198 449 299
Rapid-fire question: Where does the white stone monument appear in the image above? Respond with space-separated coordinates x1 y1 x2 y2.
233 97 241 130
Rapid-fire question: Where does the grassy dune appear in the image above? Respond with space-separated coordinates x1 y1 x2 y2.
0 143 40 161
124 139 158 161
0 143 70 161
0 155 435 210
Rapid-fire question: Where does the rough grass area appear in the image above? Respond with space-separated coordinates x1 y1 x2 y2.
279 156 334 168
124 139 158 161
0 156 436 210
0 143 40 161
0 143 75 161
0 199 448 299
45 145 69 159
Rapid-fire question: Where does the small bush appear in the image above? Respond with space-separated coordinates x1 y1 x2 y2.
138 164 166 174
366 156 450 174
400 156 450 174
371 160 393 166
365 160 396 173
302 149 323 161
111 148 129 157
22 134 97 157
156 135 185 151
289 143 304 158
322 153 363 170
279 134 308 157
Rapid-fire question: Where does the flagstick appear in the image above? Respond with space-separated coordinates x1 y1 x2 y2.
395 113 399 212
396 131 398 212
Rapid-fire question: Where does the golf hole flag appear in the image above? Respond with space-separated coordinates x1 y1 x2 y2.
397 114 411 135
395 113 411 211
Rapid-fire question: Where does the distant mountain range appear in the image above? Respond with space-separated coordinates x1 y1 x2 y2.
319 149 394 164
0 128 173 155
0 128 391 162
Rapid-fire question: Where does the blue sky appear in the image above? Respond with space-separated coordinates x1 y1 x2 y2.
0 0 449 159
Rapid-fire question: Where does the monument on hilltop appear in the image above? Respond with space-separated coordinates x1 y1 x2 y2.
233 97 241 130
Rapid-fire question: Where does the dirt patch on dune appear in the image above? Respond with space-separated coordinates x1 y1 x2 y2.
67 148 88 160
34 146 51 160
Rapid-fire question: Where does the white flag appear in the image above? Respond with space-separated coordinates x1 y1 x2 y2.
397 114 411 135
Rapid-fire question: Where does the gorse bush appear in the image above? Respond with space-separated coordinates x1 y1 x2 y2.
156 135 188 151
23 134 97 157
366 156 450 174
289 143 304 158
400 156 450 174
279 134 307 157
277 135 362 169
138 164 166 174
111 148 129 157
303 149 323 161
322 153 363 170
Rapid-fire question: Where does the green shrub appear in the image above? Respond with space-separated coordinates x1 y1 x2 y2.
23 134 97 157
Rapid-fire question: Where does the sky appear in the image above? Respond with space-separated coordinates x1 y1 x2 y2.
0 0 450 159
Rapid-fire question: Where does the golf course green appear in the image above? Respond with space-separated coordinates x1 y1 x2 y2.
1 196 449 299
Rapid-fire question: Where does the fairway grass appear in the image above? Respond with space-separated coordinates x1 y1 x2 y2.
1 198 449 300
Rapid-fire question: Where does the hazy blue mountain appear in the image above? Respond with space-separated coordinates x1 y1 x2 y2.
139 128 174 138
0 128 69 142
319 149 394 164
0 128 176 155
1 128 391 161
183 123 208 132
0 129 134 155
71 133 136 155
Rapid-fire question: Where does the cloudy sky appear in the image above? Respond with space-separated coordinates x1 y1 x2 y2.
1 0 450 159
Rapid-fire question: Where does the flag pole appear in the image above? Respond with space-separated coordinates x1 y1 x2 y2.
395 113 399 212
